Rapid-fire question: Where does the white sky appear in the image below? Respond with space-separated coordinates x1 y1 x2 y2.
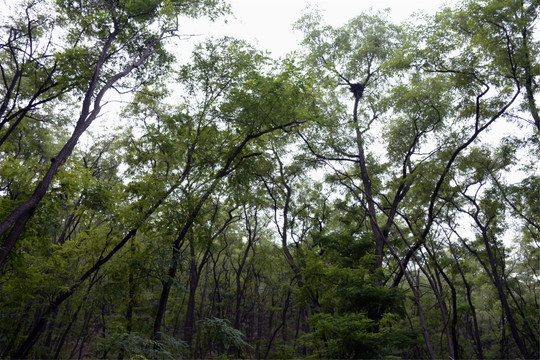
1 0 454 59
179 0 455 59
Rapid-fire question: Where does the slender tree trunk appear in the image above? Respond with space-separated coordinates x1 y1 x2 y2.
503 278 539 350
42 307 58 355
521 25 540 131
424 246 460 358
449 243 484 359
351 93 385 272
68 309 92 359
264 290 291 360
234 233 254 330
411 272 436 359
478 223 530 359
443 274 459 359
382 235 436 358
53 301 83 359
280 184 302 278
193 262 210 358
184 241 201 349
153 261 178 342
417 258 454 358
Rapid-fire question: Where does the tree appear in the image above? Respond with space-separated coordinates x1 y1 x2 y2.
294 9 403 273
0 0 229 267
149 38 318 354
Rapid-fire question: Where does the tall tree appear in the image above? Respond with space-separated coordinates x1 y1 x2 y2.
294 9 402 272
0 0 228 267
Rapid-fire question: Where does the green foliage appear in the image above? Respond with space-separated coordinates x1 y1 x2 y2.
294 8 401 86
95 327 187 359
302 312 414 359
298 221 413 358
0 0 538 359
199 318 252 355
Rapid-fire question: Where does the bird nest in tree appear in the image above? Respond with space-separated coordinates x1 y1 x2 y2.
349 83 365 98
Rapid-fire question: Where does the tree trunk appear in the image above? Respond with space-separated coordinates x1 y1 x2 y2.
351 93 385 272
234 232 254 330
521 24 540 131
53 301 83 359
184 241 201 349
417 257 454 358
264 290 291 360
450 243 483 359
478 222 530 359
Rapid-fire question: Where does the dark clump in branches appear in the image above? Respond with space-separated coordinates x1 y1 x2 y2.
349 83 365 98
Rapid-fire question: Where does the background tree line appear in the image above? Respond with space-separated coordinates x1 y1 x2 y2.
0 0 538 358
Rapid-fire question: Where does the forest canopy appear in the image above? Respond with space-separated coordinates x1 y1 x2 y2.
0 0 538 359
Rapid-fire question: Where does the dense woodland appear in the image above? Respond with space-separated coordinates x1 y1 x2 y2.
0 0 539 358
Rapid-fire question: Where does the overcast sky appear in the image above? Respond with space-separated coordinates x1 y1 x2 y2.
179 0 455 59
1 0 455 58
